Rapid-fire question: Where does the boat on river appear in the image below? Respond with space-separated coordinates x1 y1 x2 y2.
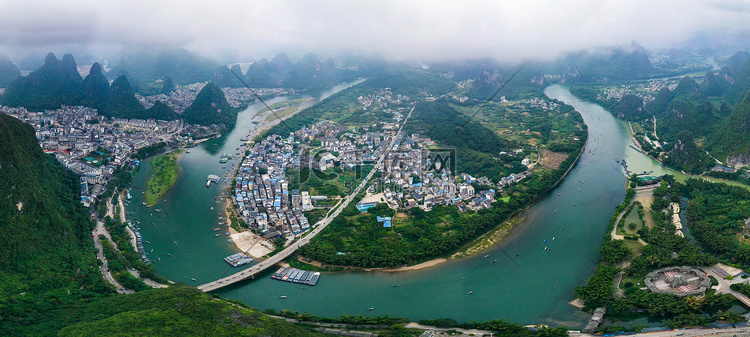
271 267 321 286
224 253 253 267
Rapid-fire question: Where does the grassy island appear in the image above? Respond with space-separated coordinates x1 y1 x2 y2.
145 149 185 206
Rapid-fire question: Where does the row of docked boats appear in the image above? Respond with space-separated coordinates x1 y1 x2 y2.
271 267 320 286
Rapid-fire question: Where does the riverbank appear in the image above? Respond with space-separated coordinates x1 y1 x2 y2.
223 98 313 254
144 149 185 206
292 255 449 273
452 215 526 259
449 125 589 261
620 120 750 190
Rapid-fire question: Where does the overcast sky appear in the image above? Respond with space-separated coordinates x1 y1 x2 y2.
0 0 748 63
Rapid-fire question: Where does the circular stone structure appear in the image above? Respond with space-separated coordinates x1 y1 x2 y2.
644 266 711 297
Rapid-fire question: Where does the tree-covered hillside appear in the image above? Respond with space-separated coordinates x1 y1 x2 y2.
182 82 236 126
1 53 82 110
104 75 148 119
707 91 750 163
0 113 110 333
0 54 22 87
571 56 750 173
1 54 178 121
405 101 516 180
52 286 326 337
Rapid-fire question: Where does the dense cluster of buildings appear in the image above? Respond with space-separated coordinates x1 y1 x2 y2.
597 80 681 105
1 104 182 207
232 120 395 237
137 83 294 112
357 88 411 111
232 110 541 236
299 120 388 169
373 133 501 212
233 134 309 238
514 97 560 111
136 82 206 112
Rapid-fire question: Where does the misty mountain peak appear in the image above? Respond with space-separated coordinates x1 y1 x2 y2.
89 62 103 75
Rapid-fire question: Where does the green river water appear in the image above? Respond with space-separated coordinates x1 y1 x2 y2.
127 84 670 327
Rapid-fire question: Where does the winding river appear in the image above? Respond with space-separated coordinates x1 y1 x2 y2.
127 84 665 327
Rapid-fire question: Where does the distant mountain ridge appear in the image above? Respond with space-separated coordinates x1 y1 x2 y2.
603 55 750 170
1 53 180 121
0 54 21 87
108 48 357 91
569 41 655 81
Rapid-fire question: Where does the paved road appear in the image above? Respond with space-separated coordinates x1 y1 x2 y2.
571 327 750 337
198 105 416 292
702 265 750 307
96 193 167 291
404 323 492 336
93 220 132 294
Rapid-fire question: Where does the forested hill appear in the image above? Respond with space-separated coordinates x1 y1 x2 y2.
707 91 750 165
572 55 750 173
404 101 515 180
0 112 110 333
183 82 236 126
0 113 104 293
656 76 716 142
0 113 326 336
569 41 655 81
0 53 177 121
1 53 83 110
1 53 182 121
0 54 21 87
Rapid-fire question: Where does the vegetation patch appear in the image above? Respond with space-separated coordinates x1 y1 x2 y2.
452 214 525 258
145 149 184 206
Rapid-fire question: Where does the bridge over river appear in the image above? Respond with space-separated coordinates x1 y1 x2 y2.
198 106 415 292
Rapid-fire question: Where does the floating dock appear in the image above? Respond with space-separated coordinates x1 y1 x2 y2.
271 267 320 286
224 253 253 267
206 174 220 187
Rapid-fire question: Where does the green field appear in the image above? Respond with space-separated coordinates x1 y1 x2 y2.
265 106 300 121
145 149 184 206
617 206 644 236
630 122 644 135
259 97 313 113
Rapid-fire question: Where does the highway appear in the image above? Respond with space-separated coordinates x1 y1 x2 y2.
197 105 416 292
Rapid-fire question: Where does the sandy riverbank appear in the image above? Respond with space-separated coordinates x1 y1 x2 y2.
381 258 447 272
228 226 273 258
